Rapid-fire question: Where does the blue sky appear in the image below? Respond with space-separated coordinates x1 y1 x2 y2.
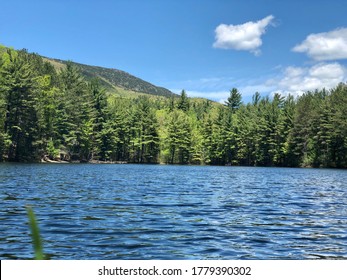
1 0 347 102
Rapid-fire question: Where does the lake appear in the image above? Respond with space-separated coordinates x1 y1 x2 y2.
0 163 346 259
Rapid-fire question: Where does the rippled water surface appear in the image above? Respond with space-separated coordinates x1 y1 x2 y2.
0 163 346 259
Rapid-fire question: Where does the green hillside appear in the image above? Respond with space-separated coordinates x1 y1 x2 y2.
1 45 176 98
45 58 176 98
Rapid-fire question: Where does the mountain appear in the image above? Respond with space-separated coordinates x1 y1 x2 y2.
44 57 176 98
0 44 177 98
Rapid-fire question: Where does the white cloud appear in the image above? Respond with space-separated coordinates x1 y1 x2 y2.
172 89 229 103
238 84 275 97
213 15 274 55
170 62 346 103
270 63 346 96
292 28 347 61
173 84 275 104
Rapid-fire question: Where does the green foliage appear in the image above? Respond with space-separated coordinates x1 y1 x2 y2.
0 49 38 161
129 96 160 163
164 109 192 164
0 47 346 167
0 132 11 161
46 138 59 159
177 90 190 112
225 88 242 113
26 206 45 260
47 58 176 98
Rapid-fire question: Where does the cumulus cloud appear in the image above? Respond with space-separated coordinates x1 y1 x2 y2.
213 15 274 55
270 63 346 96
170 62 346 103
292 28 347 61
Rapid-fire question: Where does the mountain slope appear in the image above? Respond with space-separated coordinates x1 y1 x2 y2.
45 58 176 98
1 45 177 98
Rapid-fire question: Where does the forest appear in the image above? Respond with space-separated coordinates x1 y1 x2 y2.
0 47 346 168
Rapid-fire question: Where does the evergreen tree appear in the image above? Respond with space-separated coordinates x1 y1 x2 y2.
59 62 96 161
177 90 190 112
166 110 191 164
234 104 257 166
225 88 242 113
201 115 214 164
328 84 347 167
210 107 227 165
88 79 109 160
0 49 39 161
129 97 160 163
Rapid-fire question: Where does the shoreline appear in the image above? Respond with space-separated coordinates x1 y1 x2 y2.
0 159 346 169
40 158 128 164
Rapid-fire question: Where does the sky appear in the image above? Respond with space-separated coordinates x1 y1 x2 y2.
1 0 347 103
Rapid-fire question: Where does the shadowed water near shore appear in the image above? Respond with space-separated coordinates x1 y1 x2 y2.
1 164 346 259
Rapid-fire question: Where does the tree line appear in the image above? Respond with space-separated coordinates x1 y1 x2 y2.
0 48 346 167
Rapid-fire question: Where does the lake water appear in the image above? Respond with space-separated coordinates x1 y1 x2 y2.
0 163 346 260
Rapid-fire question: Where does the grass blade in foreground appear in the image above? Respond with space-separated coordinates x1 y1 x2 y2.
26 206 45 260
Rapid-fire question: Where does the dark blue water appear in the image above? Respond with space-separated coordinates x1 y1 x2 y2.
0 163 346 259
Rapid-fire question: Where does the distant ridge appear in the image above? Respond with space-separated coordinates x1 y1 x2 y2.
46 58 176 98
0 44 177 98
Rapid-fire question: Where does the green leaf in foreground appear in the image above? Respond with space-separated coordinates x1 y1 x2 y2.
26 206 45 260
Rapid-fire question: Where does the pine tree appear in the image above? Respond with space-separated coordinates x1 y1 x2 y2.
0 49 39 161
201 115 214 164
128 97 160 163
329 84 347 167
58 62 96 161
177 90 190 112
225 88 242 113
166 109 191 164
